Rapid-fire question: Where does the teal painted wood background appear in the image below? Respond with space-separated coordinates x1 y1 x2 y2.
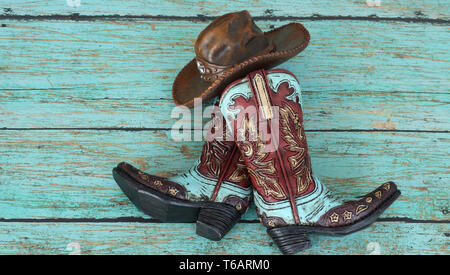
0 0 448 255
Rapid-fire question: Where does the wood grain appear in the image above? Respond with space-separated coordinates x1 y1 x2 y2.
0 0 448 255
0 19 448 130
0 130 447 220
0 20 448 94
1 0 448 20
0 222 447 255
1 91 448 131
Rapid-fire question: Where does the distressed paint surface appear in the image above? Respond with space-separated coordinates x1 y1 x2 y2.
0 222 447 255
0 20 448 130
0 130 447 220
0 20 448 94
1 0 448 19
1 91 448 131
0 1 448 255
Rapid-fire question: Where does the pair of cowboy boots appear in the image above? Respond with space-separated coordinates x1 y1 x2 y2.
113 114 252 241
113 69 401 254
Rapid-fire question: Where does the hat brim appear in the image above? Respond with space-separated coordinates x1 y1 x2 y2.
172 22 310 108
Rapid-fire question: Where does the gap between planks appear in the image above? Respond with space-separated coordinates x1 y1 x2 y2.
1 128 448 133
0 14 448 24
0 217 448 224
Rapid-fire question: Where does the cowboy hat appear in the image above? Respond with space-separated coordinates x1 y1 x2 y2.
172 10 310 108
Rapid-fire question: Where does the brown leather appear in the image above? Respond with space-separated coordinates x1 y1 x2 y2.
258 210 288 228
230 70 316 205
223 195 250 212
196 11 271 67
196 107 251 197
116 136 251 205
172 10 310 108
223 69 316 223
117 162 188 200
315 181 398 228
219 69 400 230
197 141 250 190
116 110 251 208
194 11 275 82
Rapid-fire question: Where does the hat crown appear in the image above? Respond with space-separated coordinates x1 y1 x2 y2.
195 11 271 66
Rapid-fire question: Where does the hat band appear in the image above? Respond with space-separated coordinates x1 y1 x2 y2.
195 41 275 83
195 56 231 83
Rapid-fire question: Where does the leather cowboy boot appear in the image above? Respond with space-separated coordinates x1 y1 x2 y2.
219 68 401 254
112 116 251 241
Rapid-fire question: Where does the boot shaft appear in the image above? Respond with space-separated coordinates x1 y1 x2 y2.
197 139 249 190
216 69 401 254
219 69 316 223
168 109 251 208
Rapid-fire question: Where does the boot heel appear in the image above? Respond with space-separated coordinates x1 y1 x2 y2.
196 204 241 241
267 226 312 255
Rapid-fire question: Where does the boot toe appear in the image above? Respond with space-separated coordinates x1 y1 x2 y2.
115 162 187 199
315 181 400 229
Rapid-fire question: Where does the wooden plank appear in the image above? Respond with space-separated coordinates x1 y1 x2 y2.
0 20 448 95
0 130 448 220
0 20 448 130
0 222 446 254
1 91 448 131
0 0 447 256
1 0 448 20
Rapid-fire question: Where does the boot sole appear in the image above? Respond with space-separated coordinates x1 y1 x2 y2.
112 167 241 241
268 189 401 255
